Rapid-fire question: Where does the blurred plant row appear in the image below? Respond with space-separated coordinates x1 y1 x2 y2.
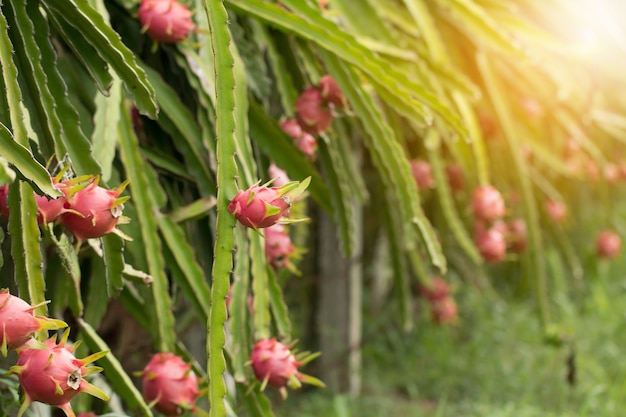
1 0 626 416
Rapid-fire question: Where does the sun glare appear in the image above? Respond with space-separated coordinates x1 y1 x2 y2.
562 0 626 55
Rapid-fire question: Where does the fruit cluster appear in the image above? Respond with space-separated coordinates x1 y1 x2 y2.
0 290 108 417
420 278 457 325
0 175 129 243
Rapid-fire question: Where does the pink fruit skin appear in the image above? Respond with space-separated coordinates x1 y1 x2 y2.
410 159 435 190
264 224 295 268
142 353 200 417
420 277 450 302
0 290 63 350
268 164 291 188
545 200 567 224
318 75 346 109
280 119 303 139
430 296 458 324
138 0 195 44
16 340 92 407
295 88 333 134
596 230 621 259
59 182 124 240
475 227 507 262
472 185 506 221
34 193 66 224
251 339 300 388
228 185 290 229
0 184 8 217
280 119 318 159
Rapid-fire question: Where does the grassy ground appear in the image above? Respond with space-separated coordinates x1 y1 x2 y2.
276 259 626 416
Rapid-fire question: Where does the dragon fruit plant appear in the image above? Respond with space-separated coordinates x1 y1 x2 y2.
138 0 195 44
0 289 67 356
228 177 310 229
9 331 109 417
140 353 202 417
59 176 130 242
250 338 325 399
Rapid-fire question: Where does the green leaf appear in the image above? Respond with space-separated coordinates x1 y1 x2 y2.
46 228 84 317
78 318 153 417
8 183 47 323
317 136 355 256
102 234 125 297
226 0 467 133
202 1 239 417
229 228 251 382
92 77 123 182
117 101 176 352
320 51 447 272
0 124 60 197
45 10 113 96
250 230 270 340
41 0 158 118
267 266 291 340
157 215 212 322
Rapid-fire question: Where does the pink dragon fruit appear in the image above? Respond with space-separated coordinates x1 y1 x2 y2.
59 177 129 241
419 277 451 302
475 225 507 262
138 0 195 44
0 184 8 217
0 289 67 355
280 119 318 160
445 164 465 192
268 164 291 188
141 353 200 417
410 159 435 190
228 177 310 229
596 229 621 259
318 75 347 109
264 224 296 269
472 185 506 221
10 332 109 417
545 200 567 224
251 338 324 398
295 87 333 134
430 296 458 324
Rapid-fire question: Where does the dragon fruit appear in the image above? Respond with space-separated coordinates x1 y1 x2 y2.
10 332 109 417
268 164 291 188
475 225 507 262
318 75 346 109
445 164 465 192
410 159 435 190
419 277 451 302
138 0 195 44
141 353 200 417
472 185 506 221
0 289 67 356
430 296 458 324
596 229 621 259
295 87 333 134
59 177 129 241
545 200 567 224
0 184 8 217
264 224 296 269
228 177 310 229
251 338 324 398
280 119 318 160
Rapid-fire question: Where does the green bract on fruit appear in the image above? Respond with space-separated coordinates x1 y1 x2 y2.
141 353 201 417
10 332 109 417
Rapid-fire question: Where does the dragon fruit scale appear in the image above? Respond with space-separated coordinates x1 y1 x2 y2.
138 0 195 44
10 332 109 417
140 353 201 417
228 177 310 229
59 177 130 241
0 289 67 356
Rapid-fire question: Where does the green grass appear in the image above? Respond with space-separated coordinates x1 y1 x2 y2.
276 261 626 416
